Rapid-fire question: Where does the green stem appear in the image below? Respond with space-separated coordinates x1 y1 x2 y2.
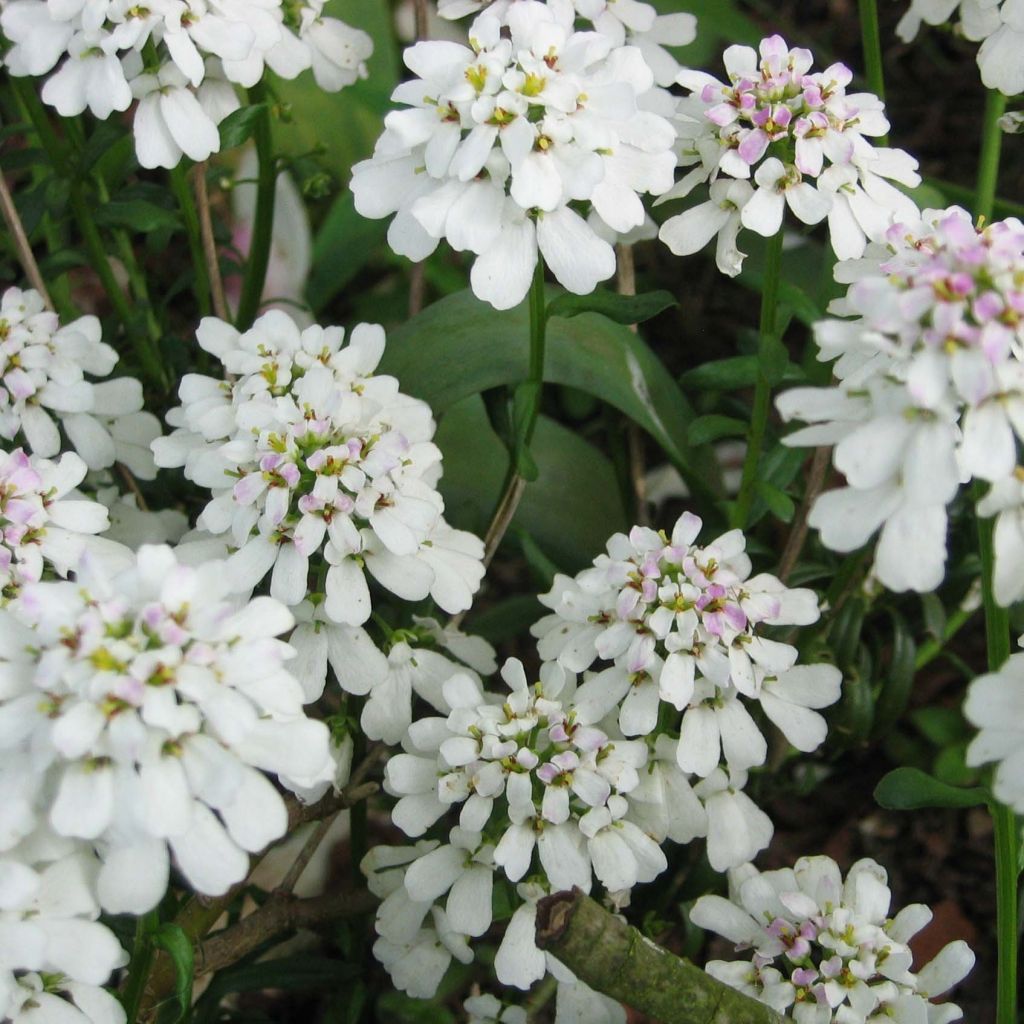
13 79 167 390
170 163 212 318
858 0 886 102
976 89 1007 223
120 910 158 1024
731 229 784 530
235 86 276 331
979 510 1017 1024
523 257 548 451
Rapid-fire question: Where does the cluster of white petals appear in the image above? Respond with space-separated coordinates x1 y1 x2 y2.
0 447 118 602
660 34 920 274
0 838 128 1024
0 544 334 915
0 287 157 479
897 0 1024 95
532 512 842 793
351 0 677 309
0 0 372 168
777 207 1024 597
151 310 485 633
692 855 974 1022
965 649 1024 811
437 0 697 88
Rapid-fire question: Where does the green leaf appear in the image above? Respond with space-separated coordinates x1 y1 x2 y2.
382 288 703 486
151 924 193 1024
687 414 748 447
756 480 795 523
546 288 676 325
680 356 760 392
376 992 455 1024
219 104 269 151
308 190 388 312
94 199 181 233
874 767 988 811
871 610 917 740
911 707 968 746
760 335 791 386
435 395 628 570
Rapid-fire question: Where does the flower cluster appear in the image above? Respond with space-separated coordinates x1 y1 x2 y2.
151 310 485 631
0 447 117 601
777 206 1024 597
532 512 842 782
350 0 677 309
897 0 1024 95
660 34 920 273
692 855 975 1022
436 0 698 88
0 287 157 478
0 840 128 1024
0 544 335 914
0 0 372 168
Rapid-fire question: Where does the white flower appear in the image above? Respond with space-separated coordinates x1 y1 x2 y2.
533 511 839 779
660 34 920 272
1 0 373 168
465 994 527 1024
0 287 150 472
0 448 120 601
692 855 975 1022
0 839 128 1024
778 207 1024 597
351 0 676 309
965 650 1024 810
0 545 334 913
151 311 484 623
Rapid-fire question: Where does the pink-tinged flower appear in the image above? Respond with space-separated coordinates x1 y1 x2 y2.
661 34 919 272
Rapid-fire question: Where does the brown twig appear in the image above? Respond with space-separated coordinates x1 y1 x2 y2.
536 889 786 1024
277 813 342 895
777 445 830 582
195 888 378 978
194 162 229 321
413 0 430 42
286 779 379 830
0 164 53 309
116 462 150 511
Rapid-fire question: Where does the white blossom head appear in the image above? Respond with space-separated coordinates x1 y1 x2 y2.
0 1 373 169
965 650 1024 810
0 544 334 914
350 0 678 309
0 287 156 476
777 207 1024 597
692 855 975 1021
151 310 485 625
659 34 921 272
532 511 841 779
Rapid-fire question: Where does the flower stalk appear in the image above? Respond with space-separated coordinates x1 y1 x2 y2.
170 162 212 318
976 88 1007 223
732 228 784 530
858 0 886 102
235 85 277 331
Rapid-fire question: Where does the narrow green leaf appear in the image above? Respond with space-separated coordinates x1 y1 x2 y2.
94 199 181 233
755 480 795 523
680 356 759 391
546 288 676 325
871 610 917 740
874 767 988 811
151 924 194 1024
219 104 269 151
687 414 748 446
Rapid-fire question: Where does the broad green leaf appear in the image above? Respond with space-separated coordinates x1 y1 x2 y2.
435 395 628 570
218 104 269 152
687 414 747 447
874 767 988 811
546 288 676 325
308 190 388 312
151 924 194 1024
756 480 795 523
382 288 699 479
680 356 759 392
911 707 968 746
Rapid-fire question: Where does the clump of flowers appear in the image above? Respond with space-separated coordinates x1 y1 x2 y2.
692 855 975 1021
436 0 698 88
532 512 842 781
0 287 158 476
0 447 116 601
660 34 920 273
777 206 1024 597
151 310 485 625
350 0 677 309
0 1 373 169
0 544 335 914
897 0 1024 96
